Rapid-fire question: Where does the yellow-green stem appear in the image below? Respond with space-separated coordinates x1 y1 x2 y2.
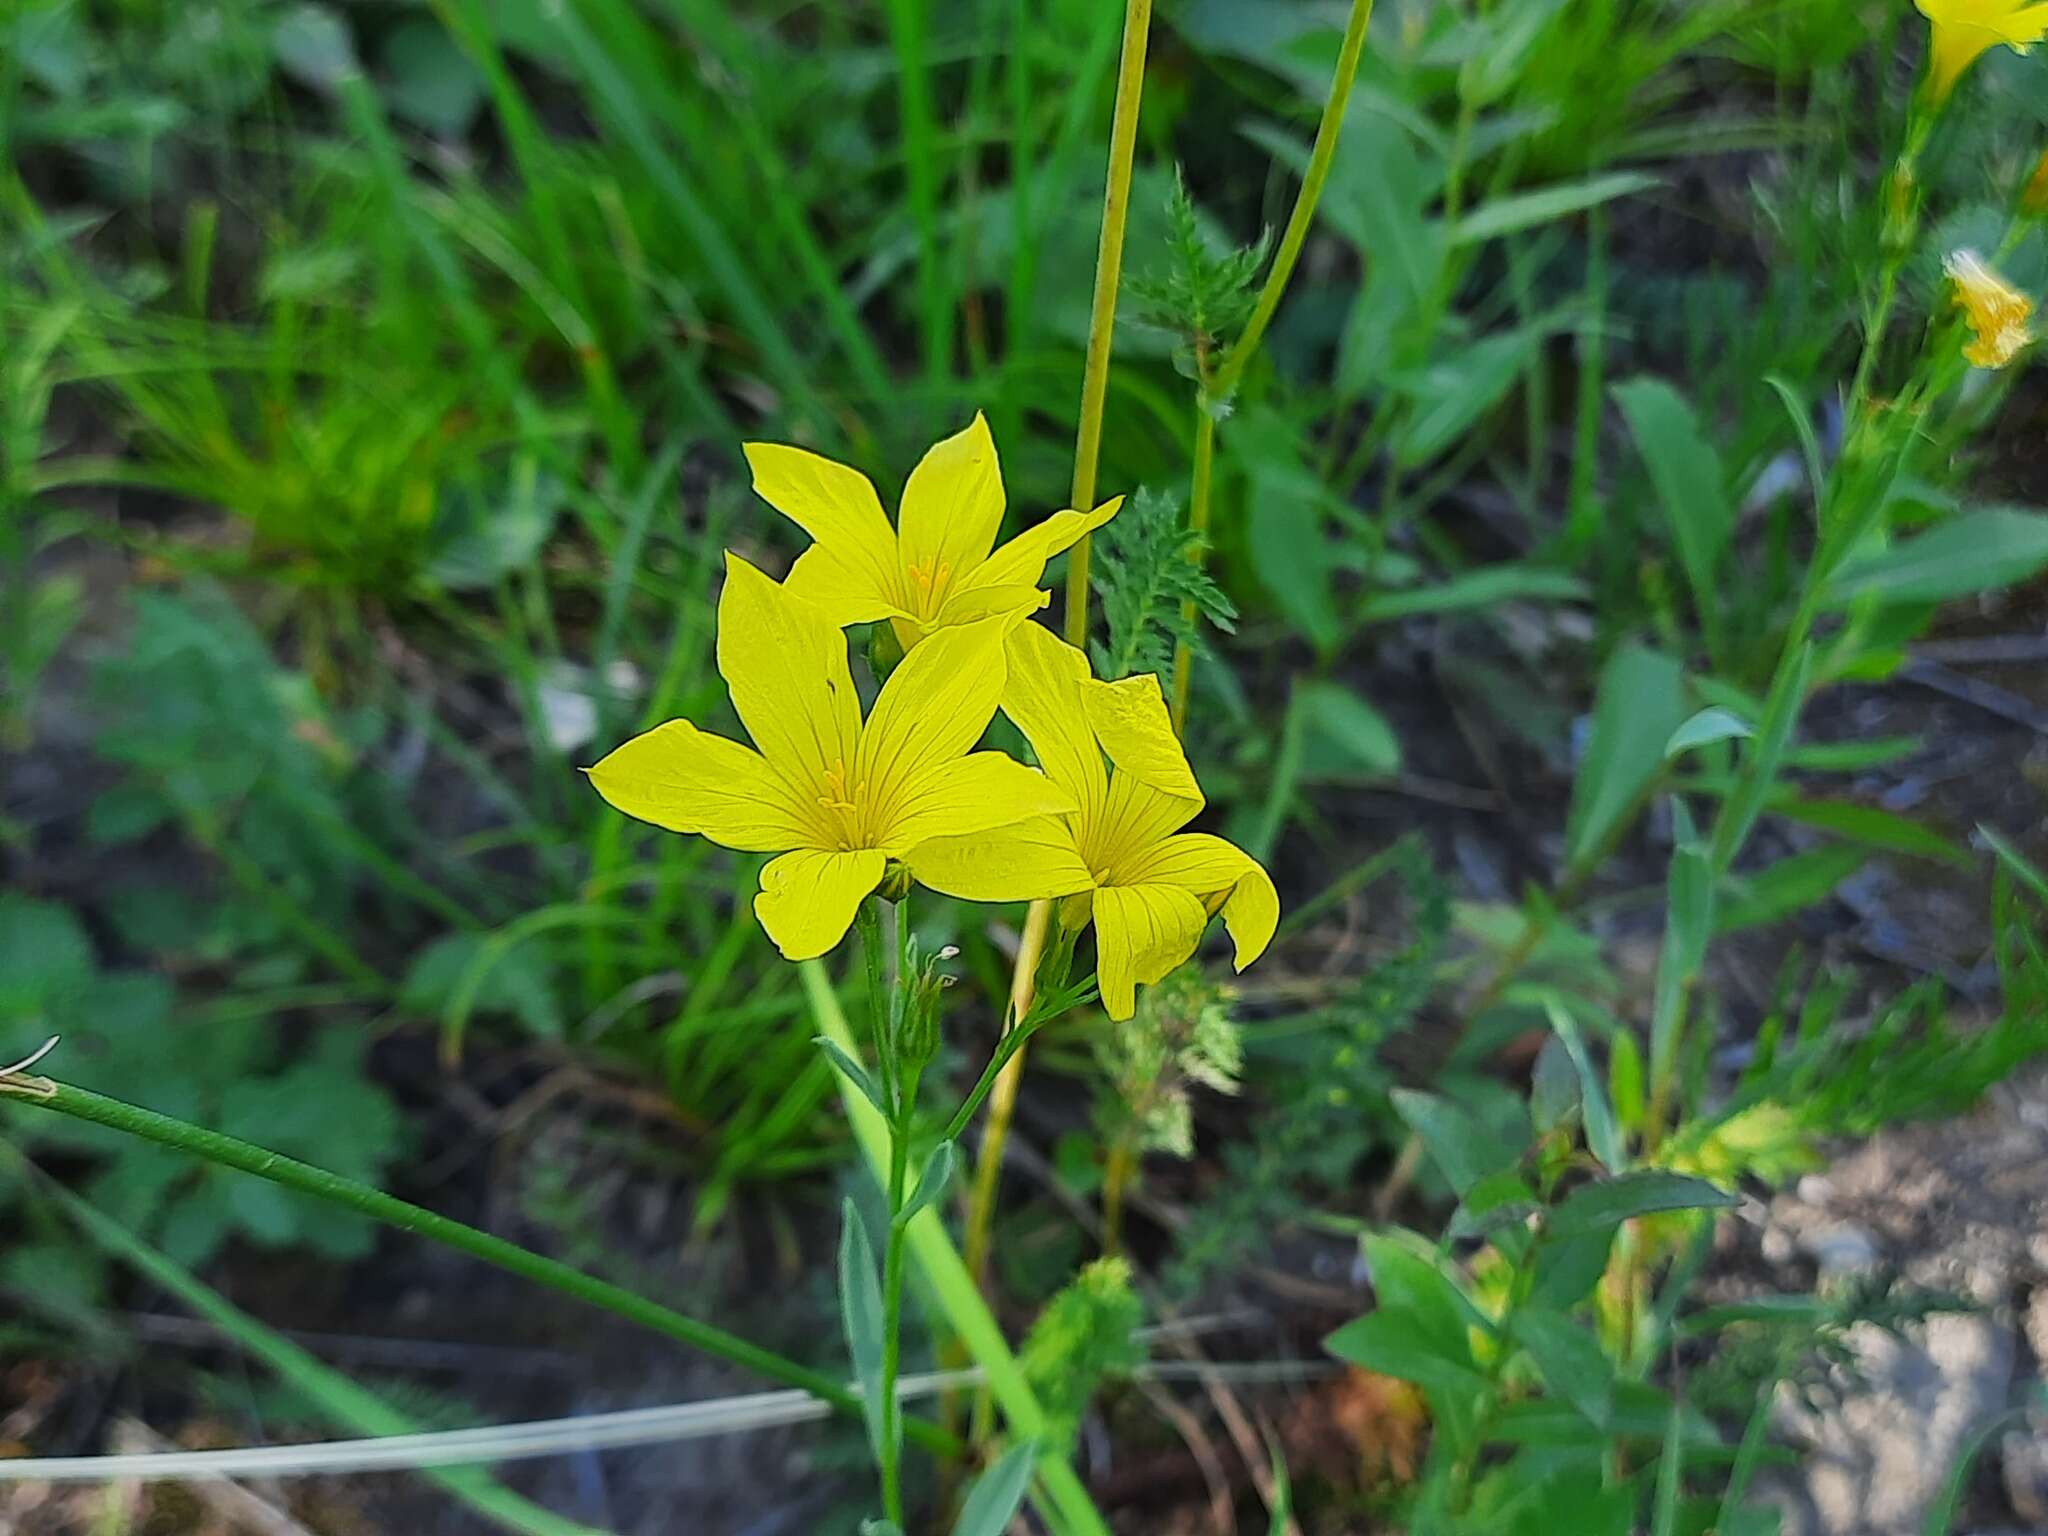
962 899 1053 1294
966 1 1152 1438
1166 0 1374 727
1063 0 1153 649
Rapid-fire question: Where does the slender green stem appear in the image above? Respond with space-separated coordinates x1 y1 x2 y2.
861 902 915 1527
0 1076 961 1458
1063 0 1153 649
804 962 1114 1536
1208 0 1375 408
941 1018 1043 1145
1167 0 1374 726
879 1098 914 1526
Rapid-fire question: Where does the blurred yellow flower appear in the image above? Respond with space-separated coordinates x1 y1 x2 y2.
1915 0 2048 103
906 623 1277 1019
587 554 1072 960
743 413 1123 650
1945 249 2035 367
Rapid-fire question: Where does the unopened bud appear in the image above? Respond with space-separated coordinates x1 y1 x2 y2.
877 860 913 903
1881 162 1919 257
866 622 905 684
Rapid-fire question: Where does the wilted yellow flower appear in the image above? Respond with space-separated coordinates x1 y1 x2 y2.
587 555 1072 960
1945 249 2035 368
906 623 1277 1019
744 413 1123 650
1915 0 2048 103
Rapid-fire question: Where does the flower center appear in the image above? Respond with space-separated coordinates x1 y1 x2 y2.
816 758 866 848
903 556 954 612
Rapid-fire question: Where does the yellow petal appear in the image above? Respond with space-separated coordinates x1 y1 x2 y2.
1083 772 1199 875
883 751 1078 853
969 497 1124 592
891 584 1050 655
856 615 1008 814
586 719 814 852
717 553 862 798
929 583 1052 628
1082 672 1203 804
1091 883 1208 1020
906 815 1095 902
785 544 914 627
1118 833 1279 972
753 848 887 960
743 441 902 602
998 620 1107 821
897 413 1006 593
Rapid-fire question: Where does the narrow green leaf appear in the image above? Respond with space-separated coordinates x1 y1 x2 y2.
1614 377 1733 653
1451 172 1659 244
1665 706 1752 758
1650 831 1714 1087
1360 563 1586 624
951 1441 1038 1536
1390 1087 1518 1197
1544 1002 1623 1173
1773 796 1969 866
1549 1171 1737 1238
1981 824 2048 903
1715 845 1869 934
838 1198 889 1462
895 1140 956 1230
1710 641 1812 875
1565 645 1686 875
1825 507 2048 607
1513 1308 1615 1429
1323 1312 1489 1396
815 1036 887 1117
1298 679 1402 776
1531 1037 1580 1135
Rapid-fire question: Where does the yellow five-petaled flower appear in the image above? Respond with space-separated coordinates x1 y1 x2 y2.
586 555 1071 960
744 413 1124 651
907 623 1278 1019
1916 0 2048 103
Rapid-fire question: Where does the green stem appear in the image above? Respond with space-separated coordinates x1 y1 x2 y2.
940 1017 1043 1145
1208 0 1374 404
1063 0 1153 648
803 961 1114 1536
1167 0 1374 720
0 1077 960 1458
862 903 915 1527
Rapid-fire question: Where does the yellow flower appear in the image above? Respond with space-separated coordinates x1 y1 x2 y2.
586 554 1073 961
1945 249 2035 368
1916 0 2048 103
743 413 1124 650
905 623 1278 1020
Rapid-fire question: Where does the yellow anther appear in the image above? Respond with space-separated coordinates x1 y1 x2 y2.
817 758 859 814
